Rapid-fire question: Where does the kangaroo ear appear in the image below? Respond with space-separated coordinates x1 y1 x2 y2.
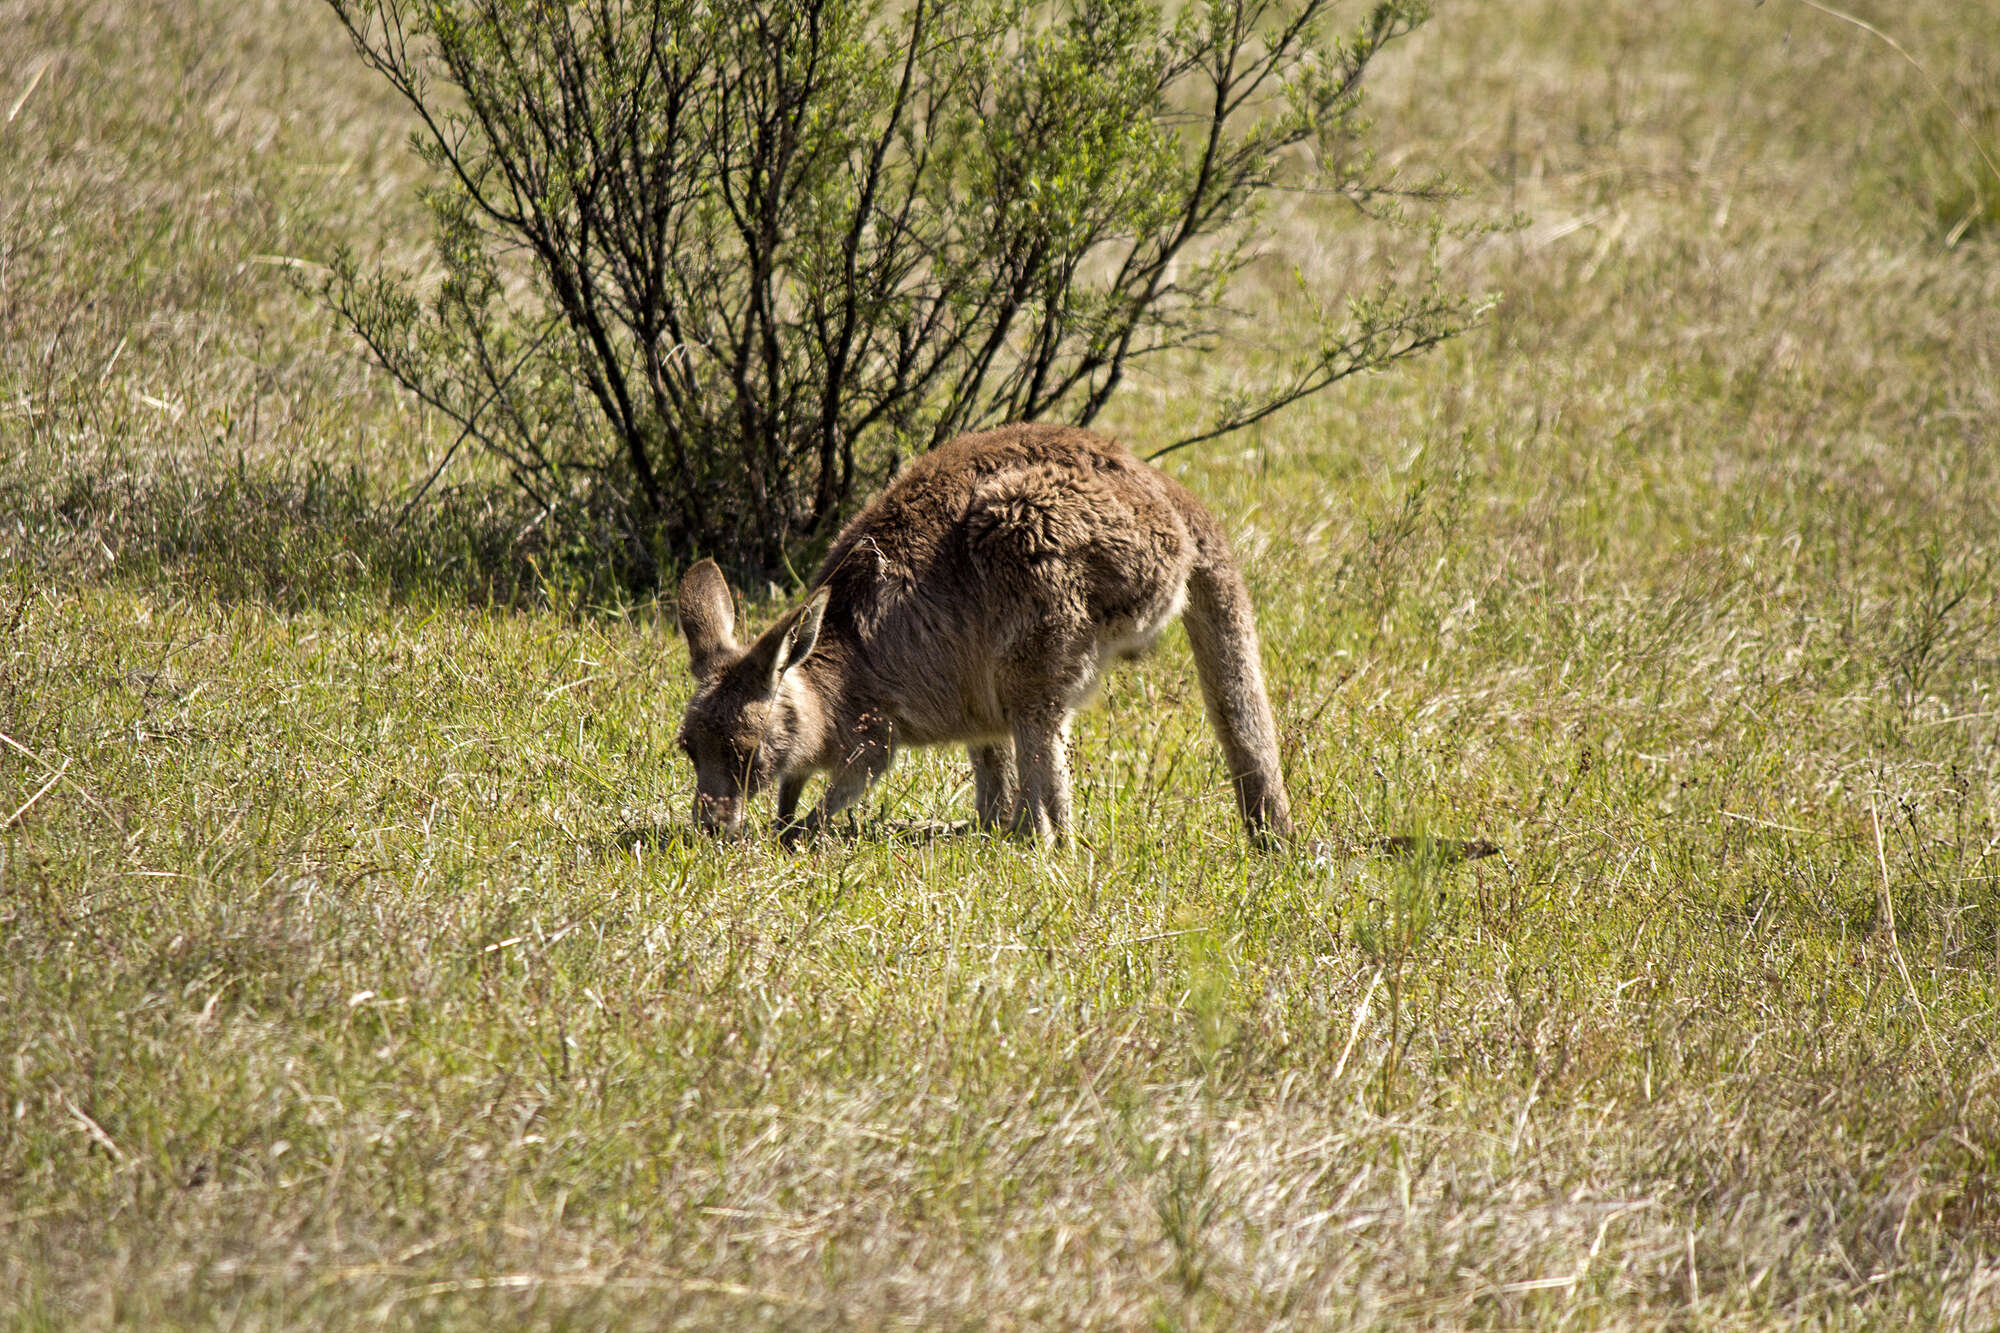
748 587 830 694
782 587 830 674
676 559 737 678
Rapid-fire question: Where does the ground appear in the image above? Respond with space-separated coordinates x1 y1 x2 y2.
2 0 1998 1327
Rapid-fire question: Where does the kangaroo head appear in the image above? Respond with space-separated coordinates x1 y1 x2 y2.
674 559 829 834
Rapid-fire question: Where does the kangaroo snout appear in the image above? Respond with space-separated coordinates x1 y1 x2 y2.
693 791 746 835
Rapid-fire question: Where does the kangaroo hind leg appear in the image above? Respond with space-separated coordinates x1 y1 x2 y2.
1007 708 1074 847
805 767 871 836
1182 548 1294 847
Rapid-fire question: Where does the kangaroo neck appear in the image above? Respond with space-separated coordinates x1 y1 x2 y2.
794 624 877 761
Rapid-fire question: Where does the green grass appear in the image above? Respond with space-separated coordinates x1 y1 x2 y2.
4 0 2000 1327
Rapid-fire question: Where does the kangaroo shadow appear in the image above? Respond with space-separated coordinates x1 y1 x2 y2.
601 814 994 859
602 816 1500 862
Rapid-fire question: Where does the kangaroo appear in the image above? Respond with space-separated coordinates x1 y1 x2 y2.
673 422 1294 848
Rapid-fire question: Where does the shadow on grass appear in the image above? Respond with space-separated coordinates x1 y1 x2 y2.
2 452 661 614
602 816 992 859
601 816 1503 862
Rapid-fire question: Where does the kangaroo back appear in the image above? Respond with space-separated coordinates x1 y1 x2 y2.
1181 530 1295 848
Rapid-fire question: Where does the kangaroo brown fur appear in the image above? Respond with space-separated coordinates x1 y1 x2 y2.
674 423 1294 848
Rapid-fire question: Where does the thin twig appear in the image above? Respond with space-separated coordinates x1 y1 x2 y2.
0 730 111 820
60 1093 126 1163
5 57 52 125
394 320 562 529
1332 967 1382 1080
2 758 66 829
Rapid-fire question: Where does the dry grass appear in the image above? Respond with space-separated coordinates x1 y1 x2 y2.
4 0 1999 1327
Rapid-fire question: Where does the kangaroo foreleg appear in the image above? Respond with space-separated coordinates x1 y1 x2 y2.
776 775 808 825
802 712 896 838
775 774 812 846
969 742 1015 830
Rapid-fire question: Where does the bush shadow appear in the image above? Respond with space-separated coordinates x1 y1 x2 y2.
2 452 662 615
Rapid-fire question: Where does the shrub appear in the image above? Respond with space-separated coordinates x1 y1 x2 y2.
321 0 1477 574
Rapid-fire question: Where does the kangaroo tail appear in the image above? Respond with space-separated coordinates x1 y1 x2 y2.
1182 530 1295 848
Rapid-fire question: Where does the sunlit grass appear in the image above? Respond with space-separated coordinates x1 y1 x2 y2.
3 0 1998 1327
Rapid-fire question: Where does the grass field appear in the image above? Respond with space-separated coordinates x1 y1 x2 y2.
4 0 1999 1327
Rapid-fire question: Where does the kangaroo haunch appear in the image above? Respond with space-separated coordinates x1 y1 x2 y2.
674 423 1294 847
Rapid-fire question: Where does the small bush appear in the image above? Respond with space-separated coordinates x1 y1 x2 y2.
320 0 1479 574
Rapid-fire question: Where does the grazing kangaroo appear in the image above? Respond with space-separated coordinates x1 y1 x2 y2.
674 422 1293 847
